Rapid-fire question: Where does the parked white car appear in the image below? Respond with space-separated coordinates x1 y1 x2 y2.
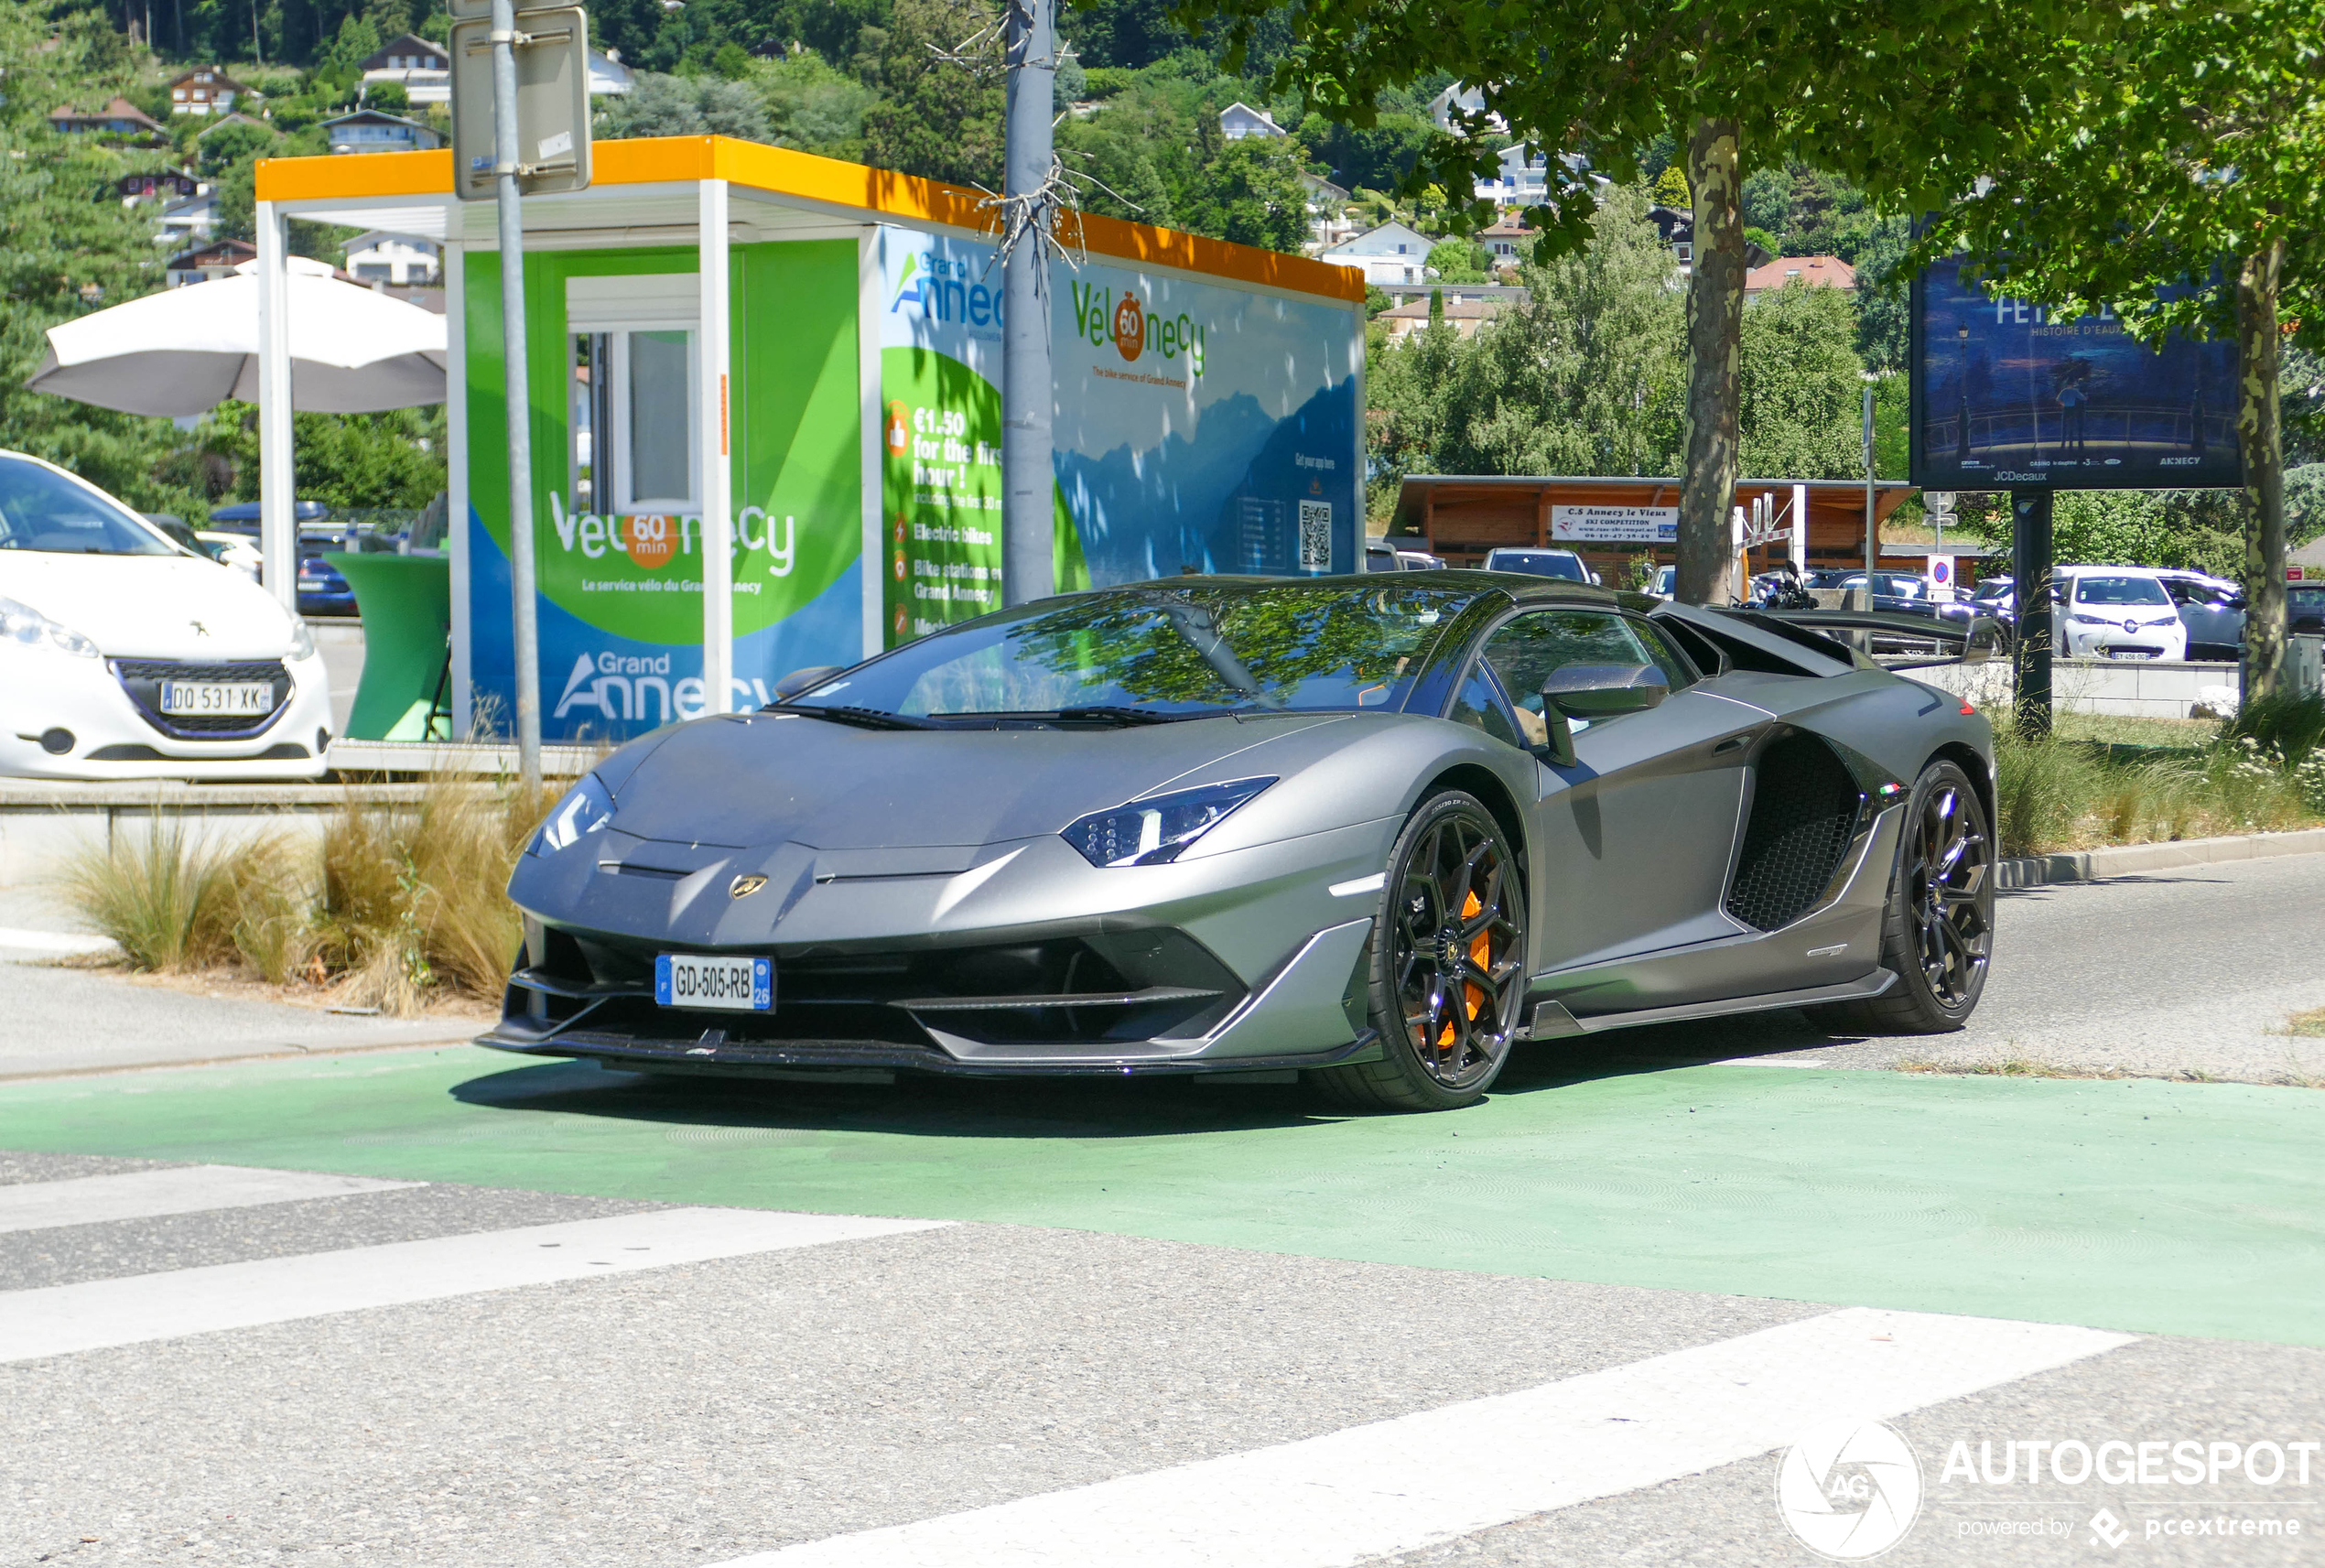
2053 567 2190 661
0 451 331 780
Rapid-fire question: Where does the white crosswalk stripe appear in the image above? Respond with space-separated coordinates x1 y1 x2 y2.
714 1306 2135 1568
0 1164 421 1234
0 1206 949 1362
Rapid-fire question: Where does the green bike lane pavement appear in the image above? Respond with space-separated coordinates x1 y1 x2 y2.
0 1044 2318 1347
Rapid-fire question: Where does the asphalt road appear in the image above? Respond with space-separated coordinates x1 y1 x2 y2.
0 858 2319 1566
1583 854 2325 1087
0 1153 2316 1568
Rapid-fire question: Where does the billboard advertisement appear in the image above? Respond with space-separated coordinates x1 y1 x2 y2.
1549 503 1679 544
879 224 1362 647
462 242 870 744
1910 254 2241 491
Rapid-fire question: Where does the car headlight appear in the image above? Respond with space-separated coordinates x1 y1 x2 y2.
1063 777 1276 868
287 616 316 660
526 773 616 856
2067 613 2110 625
0 595 99 658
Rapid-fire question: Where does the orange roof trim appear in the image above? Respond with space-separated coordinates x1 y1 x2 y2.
255 136 1366 304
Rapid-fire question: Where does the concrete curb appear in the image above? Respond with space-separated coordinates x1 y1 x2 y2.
1995 826 2325 890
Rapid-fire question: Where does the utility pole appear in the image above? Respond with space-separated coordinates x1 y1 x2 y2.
999 0 1055 608
1861 377 1876 589
2012 490 2054 738
490 0 541 794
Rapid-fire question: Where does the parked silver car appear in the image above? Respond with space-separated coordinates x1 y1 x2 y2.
2156 571 2244 662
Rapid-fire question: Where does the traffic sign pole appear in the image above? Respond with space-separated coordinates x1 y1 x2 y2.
490 0 540 794
2012 489 2054 739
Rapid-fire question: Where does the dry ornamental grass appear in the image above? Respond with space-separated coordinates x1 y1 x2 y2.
59 776 558 1015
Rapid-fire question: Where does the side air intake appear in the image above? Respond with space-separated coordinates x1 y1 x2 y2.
1725 731 1864 932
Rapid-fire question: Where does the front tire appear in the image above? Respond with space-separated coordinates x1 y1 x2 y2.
1813 759 1995 1034
1313 791 1529 1112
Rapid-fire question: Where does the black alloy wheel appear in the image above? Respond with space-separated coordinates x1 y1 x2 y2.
1314 790 1529 1111
1813 759 1995 1034
1906 771 1994 1010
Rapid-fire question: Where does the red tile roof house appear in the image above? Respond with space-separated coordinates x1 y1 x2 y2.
1744 254 1857 296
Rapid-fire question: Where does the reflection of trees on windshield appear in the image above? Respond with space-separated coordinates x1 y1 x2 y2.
1004 585 1471 710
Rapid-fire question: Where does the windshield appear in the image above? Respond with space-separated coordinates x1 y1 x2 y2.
1486 550 1586 581
791 583 1481 719
2074 576 2170 607
0 457 178 556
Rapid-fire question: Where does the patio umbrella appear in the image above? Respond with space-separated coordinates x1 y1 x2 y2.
24 257 446 416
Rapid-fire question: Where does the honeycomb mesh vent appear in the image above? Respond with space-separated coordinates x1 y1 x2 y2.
1725 732 1863 932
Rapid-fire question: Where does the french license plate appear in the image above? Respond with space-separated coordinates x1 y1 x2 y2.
159 680 275 716
654 953 773 1012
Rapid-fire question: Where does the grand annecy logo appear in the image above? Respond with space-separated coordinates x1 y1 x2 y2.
890 250 1003 328
1071 281 1207 379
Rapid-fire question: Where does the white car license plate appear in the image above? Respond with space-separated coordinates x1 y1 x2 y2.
158 680 275 716
654 953 773 1012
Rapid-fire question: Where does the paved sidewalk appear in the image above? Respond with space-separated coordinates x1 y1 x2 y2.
0 889 481 1079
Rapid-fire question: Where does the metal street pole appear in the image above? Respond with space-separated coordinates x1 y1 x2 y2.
490 0 541 794
1861 378 1876 589
2012 489 2054 739
1000 0 1055 608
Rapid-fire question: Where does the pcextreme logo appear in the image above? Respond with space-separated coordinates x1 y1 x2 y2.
1070 280 1208 378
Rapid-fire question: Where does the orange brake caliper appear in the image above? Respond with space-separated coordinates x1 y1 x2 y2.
1437 889 1488 1046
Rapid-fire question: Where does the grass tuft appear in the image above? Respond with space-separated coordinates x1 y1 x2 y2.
1991 701 2325 858
56 817 237 971
1894 1056 2103 1079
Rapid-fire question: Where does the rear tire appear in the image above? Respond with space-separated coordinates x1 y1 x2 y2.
1311 791 1529 1112
1811 759 1995 1034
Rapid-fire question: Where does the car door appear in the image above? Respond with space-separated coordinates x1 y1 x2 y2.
1462 606 1770 980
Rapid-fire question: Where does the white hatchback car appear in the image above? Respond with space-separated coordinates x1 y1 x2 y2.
0 451 331 780
2054 568 2190 661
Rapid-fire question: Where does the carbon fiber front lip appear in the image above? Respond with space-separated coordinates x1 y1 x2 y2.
475 1026 1382 1076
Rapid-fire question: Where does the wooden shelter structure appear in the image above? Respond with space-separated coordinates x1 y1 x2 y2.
1389 474 1920 580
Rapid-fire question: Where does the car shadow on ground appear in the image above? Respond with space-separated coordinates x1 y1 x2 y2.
448 1007 1873 1139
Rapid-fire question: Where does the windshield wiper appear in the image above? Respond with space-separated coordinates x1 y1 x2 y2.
1042 705 1187 725
765 703 947 731
926 706 1193 726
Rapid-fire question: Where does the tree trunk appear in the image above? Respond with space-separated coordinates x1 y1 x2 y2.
2235 238 2287 705
1677 117 1745 606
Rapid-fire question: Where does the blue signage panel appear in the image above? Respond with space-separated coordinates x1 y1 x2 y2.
1910 255 2241 491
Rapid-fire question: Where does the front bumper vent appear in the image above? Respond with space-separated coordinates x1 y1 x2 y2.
501 926 1249 1054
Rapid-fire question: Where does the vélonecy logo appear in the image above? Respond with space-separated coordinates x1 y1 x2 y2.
1777 1418 1925 1560
1069 280 1208 378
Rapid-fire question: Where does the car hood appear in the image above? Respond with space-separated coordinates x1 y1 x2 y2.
605 710 1349 849
0 554 301 659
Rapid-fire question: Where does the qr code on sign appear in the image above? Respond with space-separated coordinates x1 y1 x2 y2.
1298 500 1333 572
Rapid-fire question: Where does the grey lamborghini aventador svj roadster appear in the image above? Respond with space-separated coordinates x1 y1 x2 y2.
485 573 1997 1110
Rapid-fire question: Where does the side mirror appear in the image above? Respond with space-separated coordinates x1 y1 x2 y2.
1542 663 1669 718
770 664 844 703
1961 616 2006 665
1533 664 1669 767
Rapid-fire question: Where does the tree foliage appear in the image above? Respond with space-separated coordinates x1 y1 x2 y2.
1912 0 2325 696
0 1 208 514
1366 187 1876 523
595 70 776 141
